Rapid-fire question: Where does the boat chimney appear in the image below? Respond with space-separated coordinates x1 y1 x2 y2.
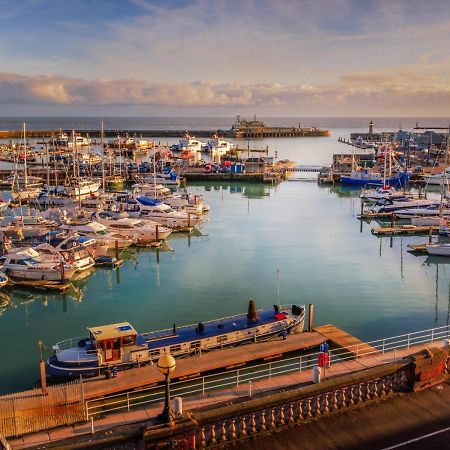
173 323 176 335
247 298 259 322
308 304 314 332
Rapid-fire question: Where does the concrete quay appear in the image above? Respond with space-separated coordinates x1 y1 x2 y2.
5 340 449 449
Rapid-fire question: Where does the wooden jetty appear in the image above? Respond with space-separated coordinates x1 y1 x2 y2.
80 331 327 400
8 279 71 292
358 211 395 220
371 225 439 236
314 324 377 356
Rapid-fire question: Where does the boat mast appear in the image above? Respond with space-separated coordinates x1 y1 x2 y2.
440 127 450 215
23 122 28 190
101 120 105 192
276 268 280 309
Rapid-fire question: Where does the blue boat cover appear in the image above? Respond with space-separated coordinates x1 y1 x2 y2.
136 196 162 206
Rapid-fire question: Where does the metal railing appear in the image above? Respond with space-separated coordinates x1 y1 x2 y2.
84 324 449 419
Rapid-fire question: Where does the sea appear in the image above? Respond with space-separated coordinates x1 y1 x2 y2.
0 116 449 394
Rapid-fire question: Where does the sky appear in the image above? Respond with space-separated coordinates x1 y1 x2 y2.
0 0 450 116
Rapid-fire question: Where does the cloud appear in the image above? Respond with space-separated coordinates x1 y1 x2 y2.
0 70 449 116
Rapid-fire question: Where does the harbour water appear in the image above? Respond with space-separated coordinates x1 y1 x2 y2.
0 117 449 394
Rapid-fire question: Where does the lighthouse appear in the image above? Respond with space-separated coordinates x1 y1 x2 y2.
369 120 374 135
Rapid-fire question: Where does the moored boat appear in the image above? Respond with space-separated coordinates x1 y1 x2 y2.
46 301 306 378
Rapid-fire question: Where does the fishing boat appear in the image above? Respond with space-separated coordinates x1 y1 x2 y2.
178 132 205 152
46 301 306 378
340 169 411 187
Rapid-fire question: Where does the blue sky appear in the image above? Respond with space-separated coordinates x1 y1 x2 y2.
1 0 450 116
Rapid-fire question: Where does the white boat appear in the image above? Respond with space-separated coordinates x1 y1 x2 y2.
55 131 69 146
64 179 101 197
410 216 443 226
35 234 96 272
179 133 205 152
205 135 234 155
132 196 202 228
360 186 398 202
1 249 76 281
369 198 439 213
0 215 58 239
94 212 172 243
422 168 450 186
0 272 9 288
426 243 450 256
68 135 91 147
394 205 450 219
60 221 133 250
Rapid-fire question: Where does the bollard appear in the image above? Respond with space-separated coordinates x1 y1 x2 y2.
173 396 183 414
308 304 314 332
429 228 433 243
156 224 159 241
312 366 321 383
115 240 119 260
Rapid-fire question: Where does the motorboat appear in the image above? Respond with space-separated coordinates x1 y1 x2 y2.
0 272 9 288
422 168 450 186
360 186 404 203
425 243 450 256
1 249 76 281
94 212 172 243
0 215 59 239
369 198 439 214
64 179 101 197
68 135 91 147
178 133 205 152
394 204 450 219
46 301 306 377
35 234 96 271
60 221 133 250
133 196 202 228
205 135 234 155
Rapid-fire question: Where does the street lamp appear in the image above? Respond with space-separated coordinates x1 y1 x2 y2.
157 353 176 425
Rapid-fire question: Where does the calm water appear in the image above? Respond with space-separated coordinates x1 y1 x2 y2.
0 117 449 393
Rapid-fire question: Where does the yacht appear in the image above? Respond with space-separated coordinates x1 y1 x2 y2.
68 135 91 147
46 302 306 377
422 168 450 186
60 221 133 250
132 196 202 228
369 198 439 214
35 234 96 272
64 179 101 197
1 249 76 281
0 215 59 239
394 204 450 219
94 212 172 243
178 133 205 152
55 131 69 146
425 243 450 256
205 134 234 155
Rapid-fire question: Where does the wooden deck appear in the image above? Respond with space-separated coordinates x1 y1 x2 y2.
81 331 325 400
371 225 439 236
314 324 377 356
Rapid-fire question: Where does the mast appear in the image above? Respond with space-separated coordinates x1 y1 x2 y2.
101 120 105 191
23 122 28 189
440 126 450 215
276 268 280 309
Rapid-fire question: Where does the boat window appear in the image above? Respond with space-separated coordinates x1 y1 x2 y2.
217 335 227 344
149 350 160 359
170 344 182 353
122 336 134 346
113 339 120 350
190 341 201 349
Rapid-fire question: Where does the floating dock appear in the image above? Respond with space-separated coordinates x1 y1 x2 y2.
371 225 439 236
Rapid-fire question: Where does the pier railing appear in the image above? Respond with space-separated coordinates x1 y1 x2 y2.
84 324 449 419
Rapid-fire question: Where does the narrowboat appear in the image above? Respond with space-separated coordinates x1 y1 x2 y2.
46 302 306 378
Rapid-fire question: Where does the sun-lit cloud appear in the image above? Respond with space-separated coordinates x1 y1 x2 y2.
1 70 449 116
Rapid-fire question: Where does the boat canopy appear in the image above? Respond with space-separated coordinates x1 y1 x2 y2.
136 196 162 206
88 322 137 341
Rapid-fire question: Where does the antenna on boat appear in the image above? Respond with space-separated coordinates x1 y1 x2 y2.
276 268 280 309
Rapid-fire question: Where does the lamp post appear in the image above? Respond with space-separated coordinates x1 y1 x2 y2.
157 353 176 425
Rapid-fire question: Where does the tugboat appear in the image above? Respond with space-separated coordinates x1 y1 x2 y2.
46 300 306 378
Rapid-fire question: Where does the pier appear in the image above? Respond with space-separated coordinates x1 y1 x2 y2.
2 325 448 449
